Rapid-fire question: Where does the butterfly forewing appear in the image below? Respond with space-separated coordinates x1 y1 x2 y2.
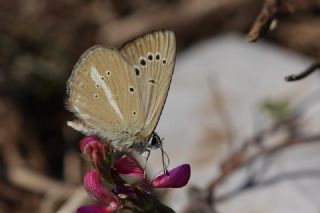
120 30 176 139
67 46 146 145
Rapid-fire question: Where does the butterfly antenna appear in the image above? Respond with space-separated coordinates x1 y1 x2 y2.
159 141 170 176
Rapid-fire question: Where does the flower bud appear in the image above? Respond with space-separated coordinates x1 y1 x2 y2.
113 155 144 179
83 170 120 211
79 136 113 179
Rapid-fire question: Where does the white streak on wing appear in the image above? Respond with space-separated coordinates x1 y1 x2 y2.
67 120 96 135
73 106 90 119
90 66 124 121
73 106 81 114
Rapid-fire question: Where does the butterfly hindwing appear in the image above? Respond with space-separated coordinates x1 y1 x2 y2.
120 30 176 139
67 46 146 147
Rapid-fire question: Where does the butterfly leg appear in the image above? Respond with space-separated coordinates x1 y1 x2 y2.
142 149 151 178
160 145 169 176
150 133 170 175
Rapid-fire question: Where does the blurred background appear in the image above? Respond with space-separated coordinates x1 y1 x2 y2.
1 0 320 212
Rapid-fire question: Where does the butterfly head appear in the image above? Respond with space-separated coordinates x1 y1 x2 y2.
148 132 163 150
128 132 163 153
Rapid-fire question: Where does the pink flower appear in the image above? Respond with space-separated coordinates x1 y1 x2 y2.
113 155 144 179
79 136 113 180
78 170 120 213
151 164 191 188
78 136 191 212
113 155 191 188
79 136 99 152
79 136 111 159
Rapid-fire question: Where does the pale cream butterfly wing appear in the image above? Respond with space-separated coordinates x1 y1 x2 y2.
120 30 176 140
66 46 146 150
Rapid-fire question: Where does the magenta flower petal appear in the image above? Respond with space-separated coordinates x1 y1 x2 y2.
84 170 119 210
151 164 191 188
79 136 99 151
80 136 111 157
79 137 113 179
113 155 144 179
77 205 116 213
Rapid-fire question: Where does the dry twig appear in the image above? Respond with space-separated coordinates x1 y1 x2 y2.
56 187 89 213
98 0 253 46
285 61 320 81
246 0 294 42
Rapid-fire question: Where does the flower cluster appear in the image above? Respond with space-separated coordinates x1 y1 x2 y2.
77 136 191 213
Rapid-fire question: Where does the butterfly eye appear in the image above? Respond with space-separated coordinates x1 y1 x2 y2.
147 53 154 61
106 70 111 76
162 58 167 65
93 93 99 99
96 84 100 88
139 57 147 67
155 53 161 61
151 138 157 146
133 111 137 115
101 76 105 80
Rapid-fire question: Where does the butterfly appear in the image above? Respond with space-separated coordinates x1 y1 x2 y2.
66 30 176 153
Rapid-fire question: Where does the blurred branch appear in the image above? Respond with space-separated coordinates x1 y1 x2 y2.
7 166 73 194
273 18 320 58
183 89 320 212
285 61 320 81
183 130 320 212
38 183 75 213
7 166 76 213
56 187 89 213
206 121 316 192
246 0 297 42
218 168 320 202
0 181 28 203
98 0 254 46
246 0 320 58
246 0 281 42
